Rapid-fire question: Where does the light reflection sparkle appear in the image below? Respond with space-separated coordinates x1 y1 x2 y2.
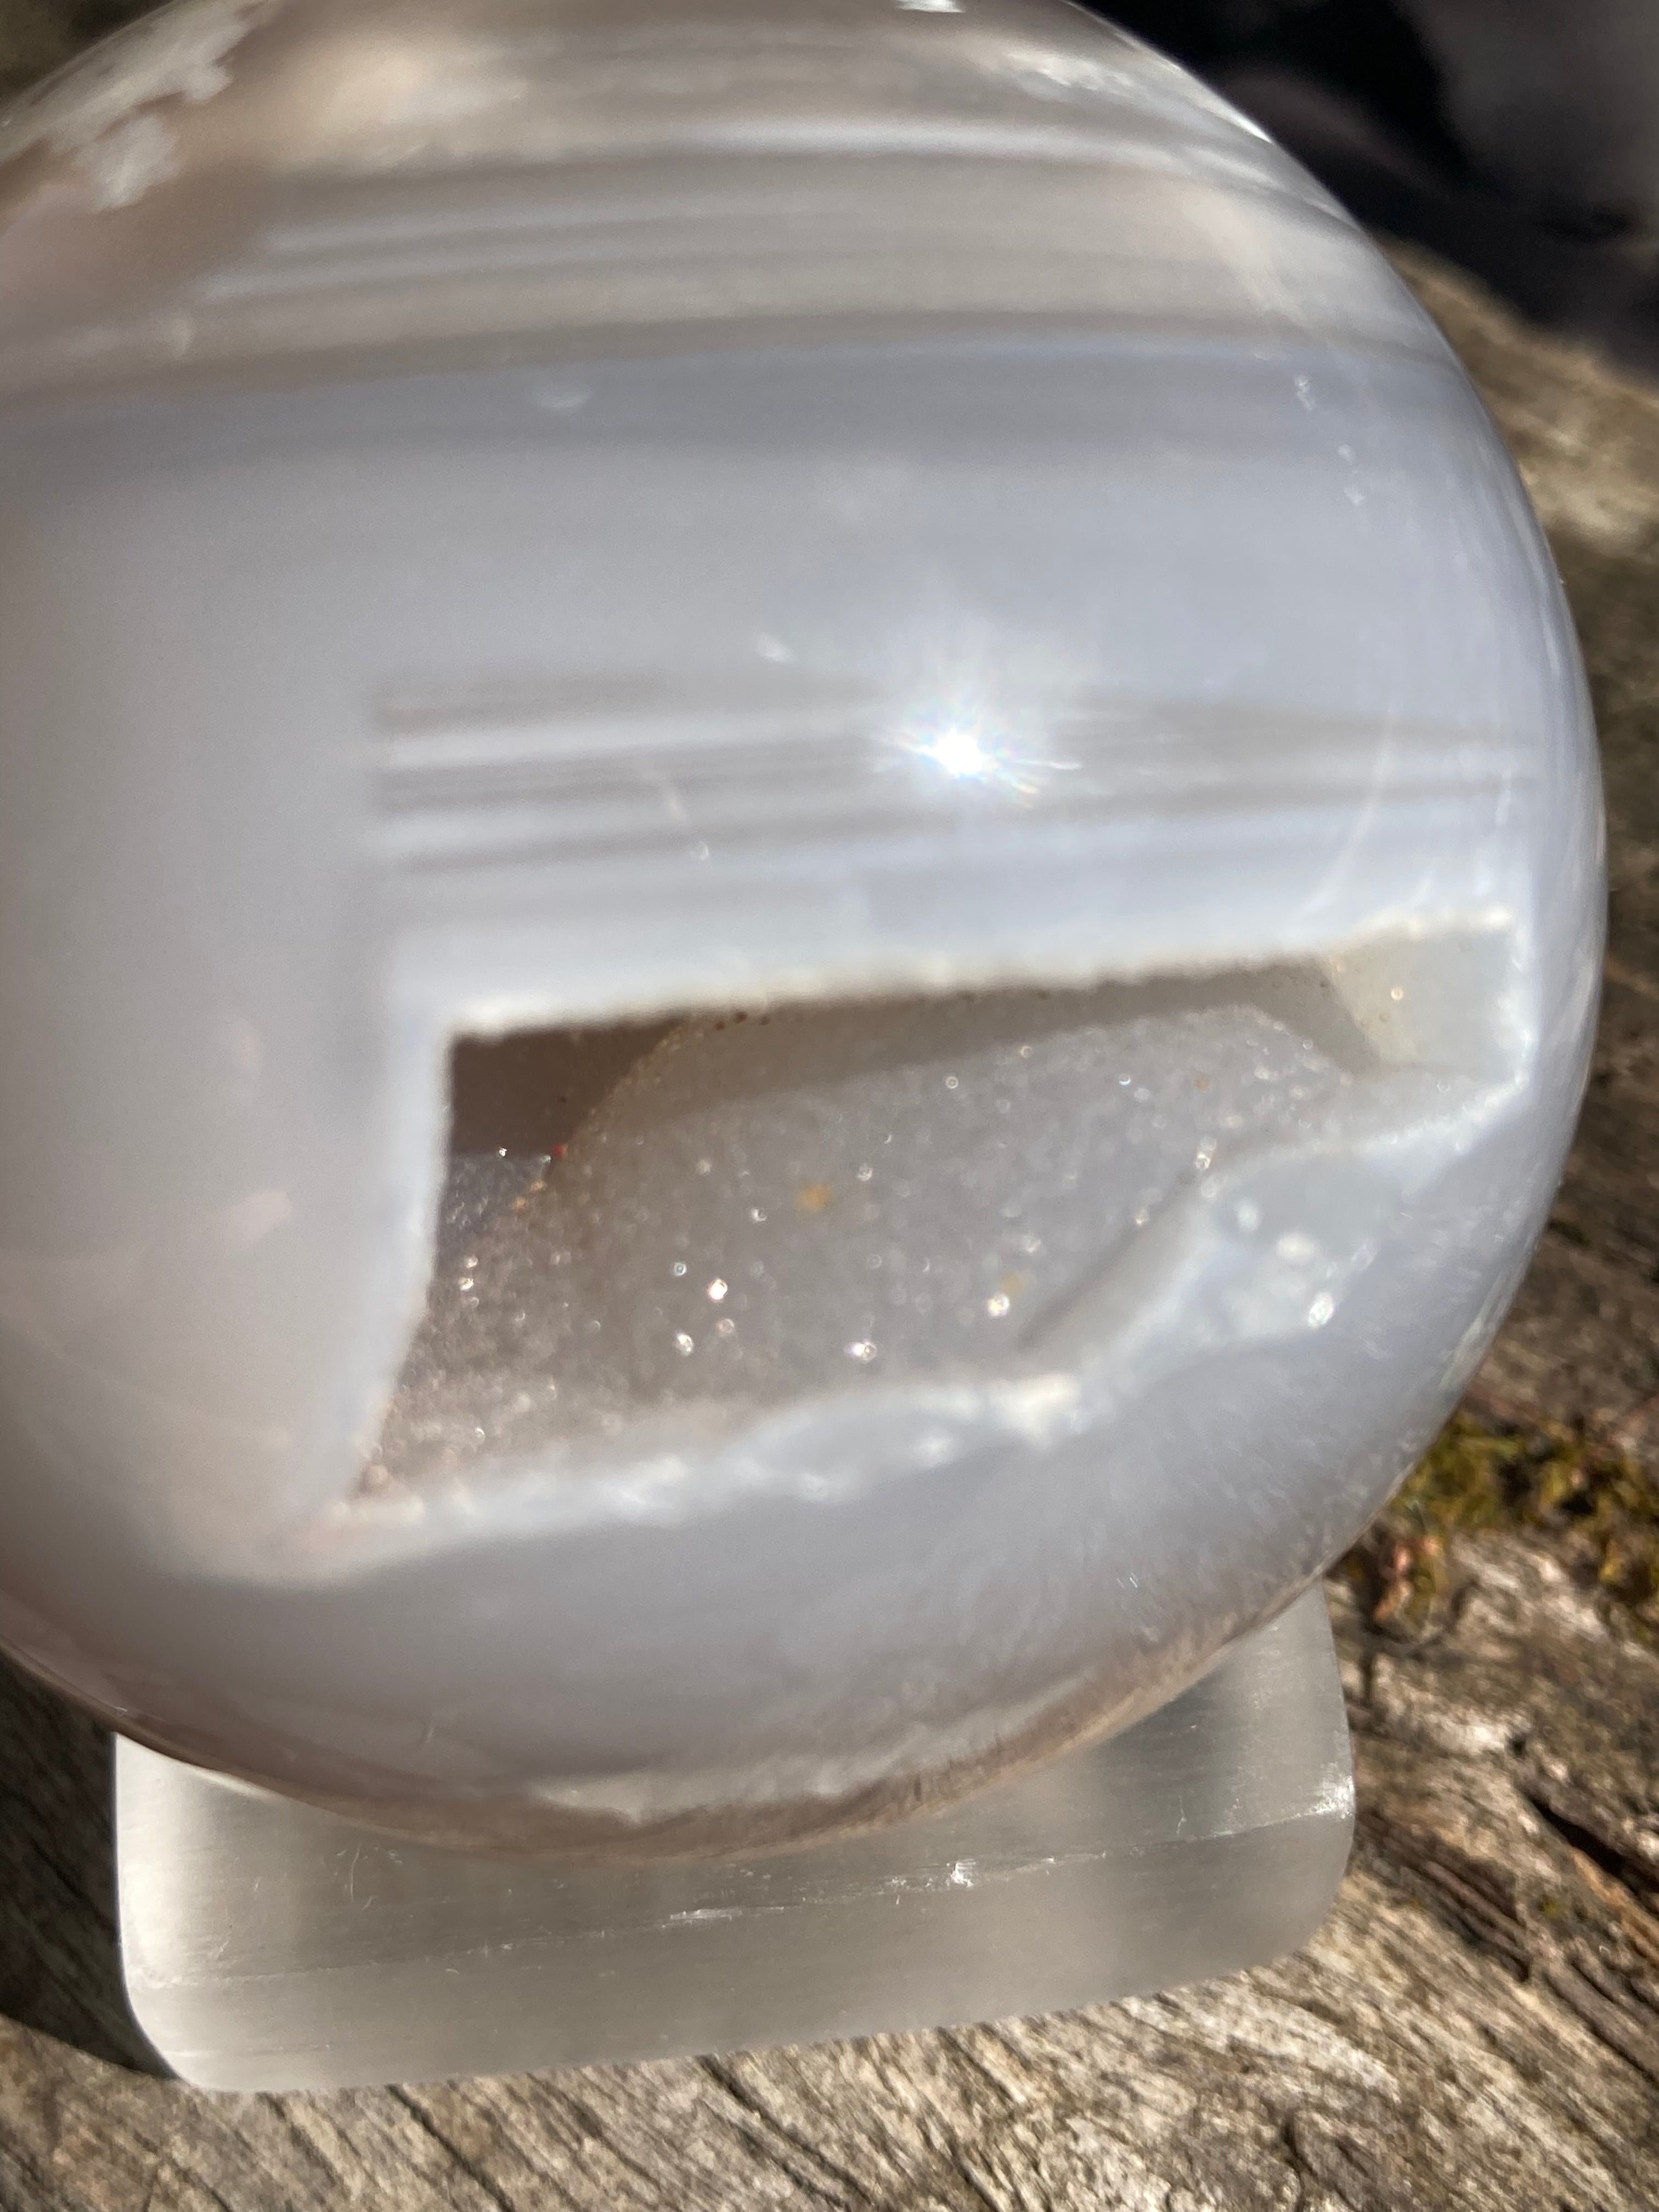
920 724 993 780
890 701 1072 802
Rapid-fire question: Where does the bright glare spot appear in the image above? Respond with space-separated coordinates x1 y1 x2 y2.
923 725 989 777
890 692 1074 802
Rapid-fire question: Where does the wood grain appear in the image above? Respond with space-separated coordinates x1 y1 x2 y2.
2 12 1659 2196
5 1534 1659 2209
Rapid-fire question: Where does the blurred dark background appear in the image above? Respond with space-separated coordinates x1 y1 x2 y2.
1090 0 1659 369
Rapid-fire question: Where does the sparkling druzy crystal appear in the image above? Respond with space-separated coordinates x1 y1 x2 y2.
384 984 1361 1475
0 0 1601 1854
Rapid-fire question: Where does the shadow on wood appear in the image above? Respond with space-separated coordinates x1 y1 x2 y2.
0 1654 164 2074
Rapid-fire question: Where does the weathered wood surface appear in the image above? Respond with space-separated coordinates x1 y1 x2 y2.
3 24 1659 2200
9 1522 1659 2211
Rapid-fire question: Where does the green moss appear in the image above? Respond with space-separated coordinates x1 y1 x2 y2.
1341 1412 1659 1634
